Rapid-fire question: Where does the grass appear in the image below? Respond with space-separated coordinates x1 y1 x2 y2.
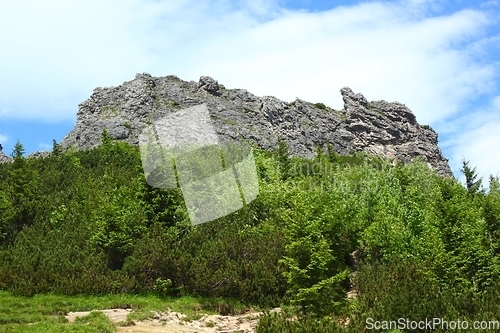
180 312 203 322
222 118 238 126
0 291 251 332
337 110 347 121
99 106 121 120
0 311 115 333
155 99 182 109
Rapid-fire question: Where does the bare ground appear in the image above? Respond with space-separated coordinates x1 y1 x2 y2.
65 308 281 333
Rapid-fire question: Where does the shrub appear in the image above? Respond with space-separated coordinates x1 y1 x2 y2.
256 312 345 333
153 278 173 298
314 102 327 110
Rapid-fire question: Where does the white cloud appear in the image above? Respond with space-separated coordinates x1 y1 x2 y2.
0 134 8 144
39 143 52 151
0 0 497 124
443 96 500 185
203 7 495 129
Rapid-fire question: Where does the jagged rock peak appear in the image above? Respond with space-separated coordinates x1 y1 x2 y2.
198 76 221 95
341 87 368 107
60 73 452 176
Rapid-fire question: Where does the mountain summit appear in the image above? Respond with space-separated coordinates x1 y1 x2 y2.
60 73 452 176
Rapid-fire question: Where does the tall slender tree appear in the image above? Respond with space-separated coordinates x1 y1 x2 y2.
460 159 483 195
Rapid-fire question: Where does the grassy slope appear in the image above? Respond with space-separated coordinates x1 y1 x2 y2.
0 291 250 332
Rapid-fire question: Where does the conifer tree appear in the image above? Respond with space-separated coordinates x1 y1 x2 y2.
460 159 483 195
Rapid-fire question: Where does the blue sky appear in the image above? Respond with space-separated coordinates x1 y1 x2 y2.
0 0 499 184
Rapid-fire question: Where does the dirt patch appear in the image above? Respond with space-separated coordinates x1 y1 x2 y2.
66 307 280 332
139 309 269 332
117 321 203 333
65 308 132 323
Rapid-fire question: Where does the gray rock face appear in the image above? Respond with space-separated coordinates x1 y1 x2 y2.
60 73 452 176
26 151 50 159
0 150 50 164
0 151 11 164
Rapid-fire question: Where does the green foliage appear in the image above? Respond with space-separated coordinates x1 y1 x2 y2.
489 175 500 193
256 312 345 333
0 134 499 328
351 258 455 327
52 139 62 156
484 175 500 256
101 127 112 146
153 278 173 298
0 147 39 245
89 182 147 270
350 258 500 332
279 186 351 316
461 159 483 195
276 139 291 180
314 102 327 110
137 183 187 228
11 140 25 159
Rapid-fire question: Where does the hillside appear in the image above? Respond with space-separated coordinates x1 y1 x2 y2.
1 77 499 332
1 138 499 331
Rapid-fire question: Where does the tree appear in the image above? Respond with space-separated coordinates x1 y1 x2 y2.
52 139 62 156
460 159 483 195
11 140 25 159
279 189 351 317
489 175 500 193
276 139 291 180
89 183 147 270
484 175 500 254
1 142 39 244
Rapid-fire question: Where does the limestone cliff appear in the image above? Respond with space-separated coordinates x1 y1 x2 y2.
60 73 452 176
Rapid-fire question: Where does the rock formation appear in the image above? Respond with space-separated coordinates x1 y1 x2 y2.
26 151 50 159
60 73 452 176
0 151 11 164
0 150 50 163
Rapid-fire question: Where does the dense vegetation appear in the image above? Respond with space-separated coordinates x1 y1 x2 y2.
0 135 499 332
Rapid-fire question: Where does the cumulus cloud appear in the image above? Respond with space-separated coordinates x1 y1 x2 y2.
0 134 8 144
0 0 497 123
442 95 500 185
39 143 52 151
195 3 497 125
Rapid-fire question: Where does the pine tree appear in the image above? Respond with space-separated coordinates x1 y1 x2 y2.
489 175 500 193
277 139 291 180
460 159 483 195
11 140 25 159
52 139 62 156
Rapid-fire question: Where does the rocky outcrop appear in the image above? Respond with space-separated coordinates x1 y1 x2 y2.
0 150 50 164
60 73 452 176
0 151 11 164
26 151 50 159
